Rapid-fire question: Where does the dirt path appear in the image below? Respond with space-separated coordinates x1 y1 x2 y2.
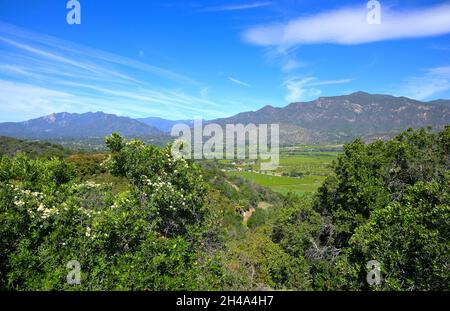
242 201 273 223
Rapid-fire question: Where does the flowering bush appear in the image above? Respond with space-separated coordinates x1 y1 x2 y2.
0 134 221 290
105 133 208 237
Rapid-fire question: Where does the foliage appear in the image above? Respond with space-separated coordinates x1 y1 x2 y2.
314 127 450 290
338 181 449 290
0 133 222 290
224 226 311 290
0 136 71 159
0 127 448 291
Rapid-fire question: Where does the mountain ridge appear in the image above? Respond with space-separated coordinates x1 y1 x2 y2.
209 92 450 144
0 111 164 139
0 92 449 145
137 117 193 133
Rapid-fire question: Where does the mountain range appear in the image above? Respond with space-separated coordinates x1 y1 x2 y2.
0 92 449 146
0 112 163 139
211 92 450 144
137 117 193 133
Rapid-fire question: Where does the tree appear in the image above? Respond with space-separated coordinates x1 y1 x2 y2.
0 135 223 290
315 127 450 290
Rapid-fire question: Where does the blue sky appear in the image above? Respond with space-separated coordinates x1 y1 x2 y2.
0 0 450 122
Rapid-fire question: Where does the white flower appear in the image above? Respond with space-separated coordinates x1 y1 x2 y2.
14 200 25 207
31 191 42 198
85 181 100 188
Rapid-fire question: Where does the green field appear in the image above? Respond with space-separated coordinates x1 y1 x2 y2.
224 146 340 195
277 152 338 175
226 171 327 195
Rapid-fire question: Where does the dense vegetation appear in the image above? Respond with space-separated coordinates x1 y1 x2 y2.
0 127 448 290
0 136 71 159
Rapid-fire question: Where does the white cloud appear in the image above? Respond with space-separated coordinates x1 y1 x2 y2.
429 66 450 76
201 2 272 12
431 44 450 51
56 82 226 115
399 66 450 100
200 87 209 97
0 36 140 84
243 3 450 47
281 59 307 73
0 22 199 86
283 77 352 102
0 22 232 121
0 80 75 120
308 78 353 87
229 76 250 87
285 83 321 103
0 64 43 80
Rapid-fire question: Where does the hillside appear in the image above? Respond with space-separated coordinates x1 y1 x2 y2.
0 112 165 140
0 136 70 158
137 117 193 133
210 92 450 144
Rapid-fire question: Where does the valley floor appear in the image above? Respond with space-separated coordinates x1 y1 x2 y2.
222 145 340 195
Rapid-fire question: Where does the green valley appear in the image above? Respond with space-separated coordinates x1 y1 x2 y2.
1 127 447 291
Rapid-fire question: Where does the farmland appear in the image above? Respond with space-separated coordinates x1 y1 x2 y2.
225 145 341 195
226 171 327 195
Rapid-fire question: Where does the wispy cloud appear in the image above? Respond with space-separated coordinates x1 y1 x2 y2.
430 44 450 51
0 22 199 86
429 66 450 76
0 79 75 120
200 87 209 98
0 36 140 84
229 76 251 87
201 2 272 12
283 77 352 102
399 66 450 100
0 22 232 121
243 3 450 47
281 59 307 73
262 45 308 75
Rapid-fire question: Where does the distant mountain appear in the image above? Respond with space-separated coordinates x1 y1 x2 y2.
0 112 164 139
137 117 193 133
429 99 450 107
210 92 450 144
1 92 448 145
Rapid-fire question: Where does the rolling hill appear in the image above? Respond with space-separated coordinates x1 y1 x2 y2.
0 136 71 158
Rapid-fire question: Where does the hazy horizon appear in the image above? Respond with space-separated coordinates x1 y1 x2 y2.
2 90 450 123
